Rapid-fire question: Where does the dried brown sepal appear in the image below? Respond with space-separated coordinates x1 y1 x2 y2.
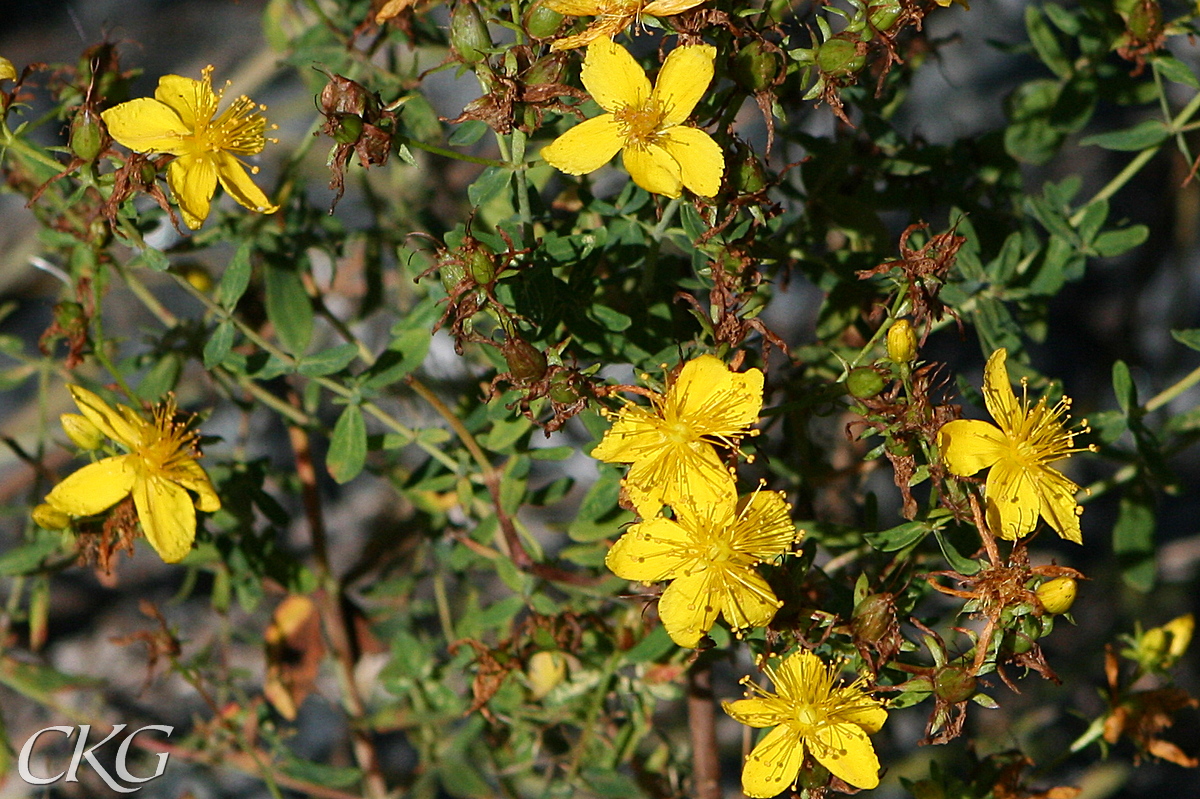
315 72 398 211
109 599 182 695
857 222 966 335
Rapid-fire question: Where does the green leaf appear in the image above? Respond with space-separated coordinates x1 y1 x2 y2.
298 343 359 377
1092 225 1148 257
1171 328 1200 352
133 247 170 272
263 262 313 356
1025 6 1071 79
216 241 253 309
1080 119 1169 151
467 165 511 208
280 759 363 790
136 354 182 400
204 321 235 368
864 521 929 551
1112 360 1136 416
1153 54 1200 89
363 327 431 389
934 528 982 575
0 536 64 576
1113 484 1156 592
327 404 367 484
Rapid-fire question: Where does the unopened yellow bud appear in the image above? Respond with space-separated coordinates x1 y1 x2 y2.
0 57 16 82
32 503 71 530
526 651 568 700
1163 613 1194 664
886 319 919 364
1035 577 1077 615
61 413 104 450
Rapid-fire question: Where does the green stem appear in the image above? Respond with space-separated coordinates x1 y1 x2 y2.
399 134 507 168
1145 362 1200 413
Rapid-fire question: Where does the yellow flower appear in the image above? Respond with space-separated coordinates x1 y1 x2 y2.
101 66 278 229
607 490 799 647
591 354 762 512
937 348 1088 543
544 0 707 51
43 386 220 563
541 38 724 198
723 650 887 796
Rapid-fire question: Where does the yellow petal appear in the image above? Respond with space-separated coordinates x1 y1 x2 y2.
100 98 192 155
0 57 16 82
837 695 888 734
605 517 693 582
544 0 605 13
132 474 197 563
722 697 790 729
581 38 650 114
548 16 630 51
658 126 723 197
68 385 140 448
623 143 682 197
154 74 209 130
215 151 278 215
542 114 624 175
1035 466 1082 543
732 491 799 561
625 440 736 510
45 456 136 517
167 154 218 230
937 419 1006 477
740 723 807 798
590 406 663 464
642 0 706 15
652 44 715 126
375 0 417 23
981 348 1020 432
984 459 1040 540
171 458 222 513
658 568 720 647
670 355 764 433
719 567 781 633
809 722 881 789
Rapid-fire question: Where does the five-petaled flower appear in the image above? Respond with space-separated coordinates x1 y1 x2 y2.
101 66 278 229
723 650 887 796
544 0 707 51
541 38 724 198
607 489 799 647
591 354 762 514
937 348 1089 543
43 385 221 563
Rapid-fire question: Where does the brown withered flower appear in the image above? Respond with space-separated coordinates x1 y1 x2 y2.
315 71 398 210
858 222 966 334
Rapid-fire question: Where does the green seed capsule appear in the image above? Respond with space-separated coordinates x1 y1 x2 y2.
333 114 364 145
851 593 895 642
933 667 976 704
438 255 467 292
70 108 105 162
450 1 492 65
816 36 867 78
504 337 548 382
846 367 886 399
466 242 497 284
733 41 780 93
549 372 578 404
524 2 564 40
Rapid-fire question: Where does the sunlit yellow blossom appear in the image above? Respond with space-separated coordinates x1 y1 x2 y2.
544 0 707 51
592 354 762 512
937 348 1089 543
723 650 887 796
542 38 724 198
101 66 278 229
0 57 16 83
607 490 799 647
43 386 220 563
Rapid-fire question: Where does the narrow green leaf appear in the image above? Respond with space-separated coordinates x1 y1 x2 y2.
1113 485 1156 592
467 165 511 208
217 241 253 309
1092 225 1148 257
327 404 367 484
1080 120 1170 151
134 247 171 272
264 262 313 356
297 343 359 377
1153 54 1200 89
1112 360 1136 416
1025 6 1071 79
1171 328 1200 352
204 321 235 368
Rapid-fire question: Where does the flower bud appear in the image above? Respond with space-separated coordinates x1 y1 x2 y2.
886 319 918 364
733 41 780 93
846 366 886 399
69 107 106 162
933 666 976 704
851 593 895 643
523 2 564 40
32 503 71 530
1035 577 1077 615
816 36 867 78
61 413 104 450
0 56 16 83
1163 613 1194 665
526 650 568 699
450 2 492 66
503 337 548 382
